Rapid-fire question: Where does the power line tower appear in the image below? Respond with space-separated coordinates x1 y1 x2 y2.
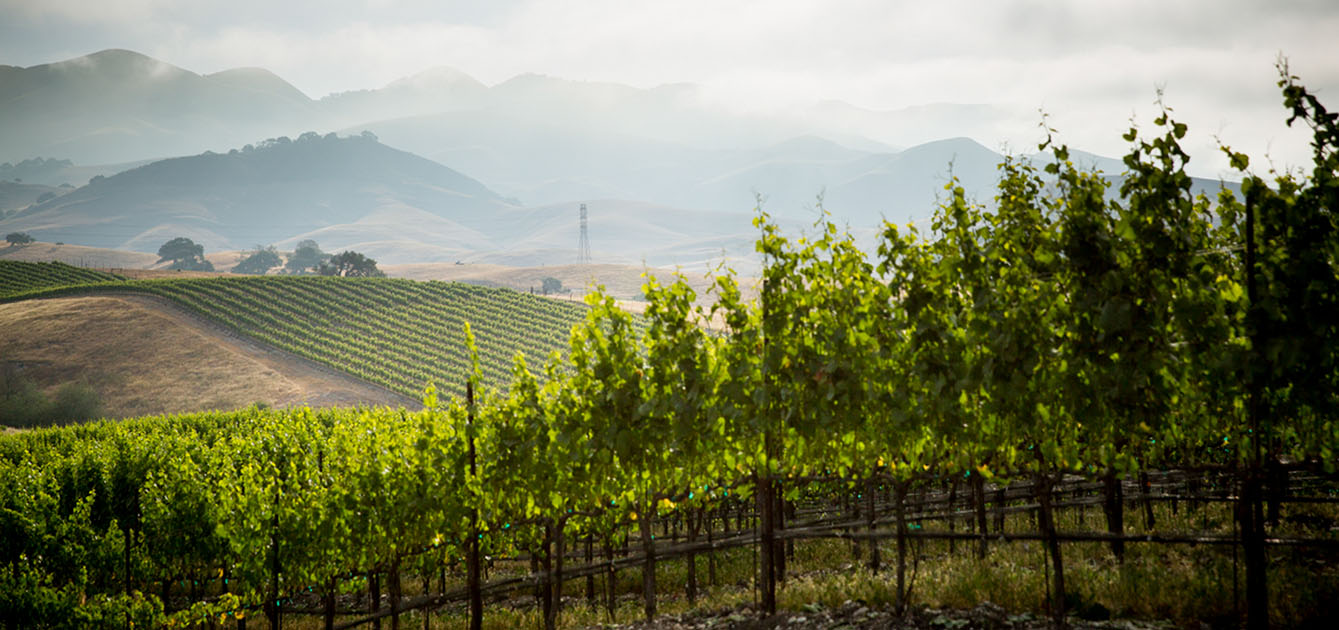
577 203 592 265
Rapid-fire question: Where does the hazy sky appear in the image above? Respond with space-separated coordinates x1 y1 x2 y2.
4 0 1337 175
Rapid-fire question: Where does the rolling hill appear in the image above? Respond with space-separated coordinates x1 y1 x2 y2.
0 131 516 255
0 294 411 421
0 133 768 271
0 262 596 402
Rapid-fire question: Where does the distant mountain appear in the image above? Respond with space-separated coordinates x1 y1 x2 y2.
801 101 1028 153
0 156 157 188
0 132 769 270
0 49 1047 226
0 132 514 254
0 49 318 164
0 181 65 215
320 66 489 124
0 50 812 166
0 49 1244 271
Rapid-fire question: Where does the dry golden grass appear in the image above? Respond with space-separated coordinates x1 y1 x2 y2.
97 267 229 279
381 262 738 302
0 295 413 420
0 241 157 268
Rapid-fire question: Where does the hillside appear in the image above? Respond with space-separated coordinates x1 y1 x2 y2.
1 262 593 400
0 260 122 297
0 242 158 269
0 132 514 254
0 181 68 214
1 156 158 188
0 295 411 421
0 49 317 164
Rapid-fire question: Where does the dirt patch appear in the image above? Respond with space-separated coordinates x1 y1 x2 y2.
0 295 416 420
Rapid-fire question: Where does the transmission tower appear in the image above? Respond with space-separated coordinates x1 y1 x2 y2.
577 203 592 264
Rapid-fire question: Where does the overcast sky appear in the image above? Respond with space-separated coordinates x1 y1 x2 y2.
3 0 1337 175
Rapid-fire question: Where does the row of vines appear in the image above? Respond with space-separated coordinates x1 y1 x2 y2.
0 261 122 298
2 72 1337 629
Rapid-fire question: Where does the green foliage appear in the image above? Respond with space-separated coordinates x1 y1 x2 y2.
5 231 34 245
283 239 328 274
155 237 214 271
317 250 384 277
231 246 282 275
540 276 563 294
0 261 123 299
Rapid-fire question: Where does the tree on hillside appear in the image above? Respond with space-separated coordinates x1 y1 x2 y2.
541 276 563 295
5 232 34 246
318 251 384 277
156 237 215 271
232 245 282 275
284 239 329 274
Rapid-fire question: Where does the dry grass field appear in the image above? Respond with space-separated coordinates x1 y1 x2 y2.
0 241 158 268
383 261 756 303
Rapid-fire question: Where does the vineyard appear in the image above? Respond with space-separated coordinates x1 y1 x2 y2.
2 74 1339 630
0 270 593 398
0 260 123 297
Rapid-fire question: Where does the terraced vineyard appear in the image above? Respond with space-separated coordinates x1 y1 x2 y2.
1 265 592 397
0 260 123 297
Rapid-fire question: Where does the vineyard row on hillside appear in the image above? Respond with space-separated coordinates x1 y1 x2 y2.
0 269 594 398
0 260 122 296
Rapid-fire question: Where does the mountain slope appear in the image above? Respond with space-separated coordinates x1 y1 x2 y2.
1 132 514 254
0 49 317 163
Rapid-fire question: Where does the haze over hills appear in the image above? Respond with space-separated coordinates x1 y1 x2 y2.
0 50 317 165
0 131 763 269
0 50 1020 213
1 49 897 165
0 49 1243 271
2 132 513 256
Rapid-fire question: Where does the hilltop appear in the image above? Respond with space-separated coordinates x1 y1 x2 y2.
0 49 316 164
